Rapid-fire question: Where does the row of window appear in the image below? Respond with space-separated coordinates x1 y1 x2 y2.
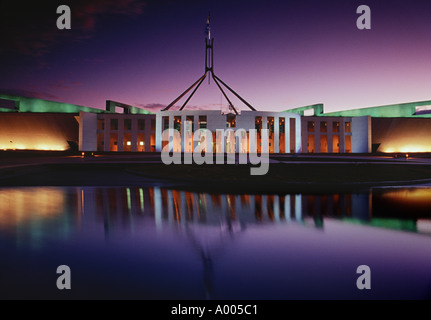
307 135 351 153
98 118 155 131
97 131 156 152
162 115 293 133
162 115 210 132
307 121 351 133
164 115 237 131
103 141 145 146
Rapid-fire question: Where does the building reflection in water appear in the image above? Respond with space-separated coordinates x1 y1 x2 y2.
3 186 431 241
1 186 430 298
0 187 77 248
86 188 313 230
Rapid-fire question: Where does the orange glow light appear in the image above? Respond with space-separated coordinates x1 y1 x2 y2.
0 188 65 229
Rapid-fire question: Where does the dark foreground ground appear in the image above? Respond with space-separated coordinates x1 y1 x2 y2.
1 151 431 193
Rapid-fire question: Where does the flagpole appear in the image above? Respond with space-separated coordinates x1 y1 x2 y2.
163 12 256 113
207 12 211 40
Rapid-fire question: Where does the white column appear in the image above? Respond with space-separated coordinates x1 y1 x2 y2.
295 117 301 153
285 117 290 154
284 195 291 222
103 116 110 152
79 112 97 151
117 117 124 152
131 119 137 152
295 194 302 221
274 195 280 223
155 113 162 152
154 187 162 231
274 116 279 153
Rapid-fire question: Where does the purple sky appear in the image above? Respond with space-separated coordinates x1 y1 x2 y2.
1 0 431 113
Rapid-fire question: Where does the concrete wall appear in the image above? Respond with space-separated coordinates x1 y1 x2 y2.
79 112 97 151
372 117 431 152
352 116 371 153
0 113 78 151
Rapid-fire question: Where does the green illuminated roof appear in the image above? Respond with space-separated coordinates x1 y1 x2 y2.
0 93 105 114
0 94 154 115
284 100 431 118
106 100 153 114
282 104 324 116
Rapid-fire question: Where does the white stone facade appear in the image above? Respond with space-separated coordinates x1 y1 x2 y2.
155 110 302 153
78 110 371 154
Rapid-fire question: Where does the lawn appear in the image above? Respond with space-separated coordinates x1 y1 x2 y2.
129 162 431 193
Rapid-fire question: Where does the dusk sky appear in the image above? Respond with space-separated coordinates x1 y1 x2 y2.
1 0 431 113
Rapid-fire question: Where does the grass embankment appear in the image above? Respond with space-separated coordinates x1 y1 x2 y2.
129 162 431 193
1 154 431 192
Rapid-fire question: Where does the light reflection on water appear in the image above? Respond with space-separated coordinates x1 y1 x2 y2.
1 186 430 238
1 186 431 299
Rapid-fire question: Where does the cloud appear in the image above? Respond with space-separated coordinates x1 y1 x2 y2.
49 80 82 90
137 103 166 111
0 88 58 100
0 0 147 57
74 0 147 32
136 103 213 112
185 105 213 111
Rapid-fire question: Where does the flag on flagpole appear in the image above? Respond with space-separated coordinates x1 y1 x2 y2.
205 12 211 39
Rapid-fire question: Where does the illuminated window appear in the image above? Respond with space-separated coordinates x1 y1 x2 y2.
199 115 207 129
307 135 315 153
320 135 328 153
333 122 340 133
123 133 132 151
333 135 340 153
110 133 118 151
174 116 181 133
345 122 351 133
320 121 327 133
226 114 236 128
186 115 194 132
138 132 145 152
255 116 262 132
279 118 285 133
290 118 296 153
162 116 169 130
307 121 315 132
345 135 351 153
97 132 104 151
267 117 274 133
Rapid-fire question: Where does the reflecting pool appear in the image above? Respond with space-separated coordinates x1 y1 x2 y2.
1 186 431 299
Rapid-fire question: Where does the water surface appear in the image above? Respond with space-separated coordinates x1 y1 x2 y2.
1 186 431 299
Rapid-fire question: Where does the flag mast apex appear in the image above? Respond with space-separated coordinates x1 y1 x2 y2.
206 12 211 39
162 13 256 114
